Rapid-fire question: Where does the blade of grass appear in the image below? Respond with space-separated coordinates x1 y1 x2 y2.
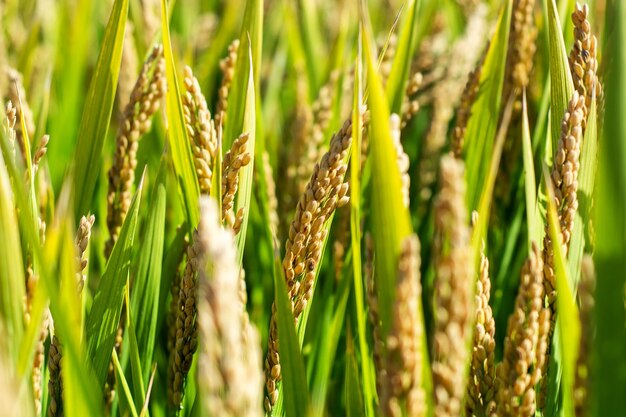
349 29 376 417
547 0 574 149
0 149 25 362
125 285 146 409
233 48 256 264
464 0 512 210
361 10 412 340
73 0 129 221
385 0 421 114
521 91 541 247
86 172 145 387
345 327 365 417
222 0 263 151
130 169 166 383
594 0 626 414
161 0 200 228
112 350 139 417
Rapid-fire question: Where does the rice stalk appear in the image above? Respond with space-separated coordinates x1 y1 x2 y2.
215 39 239 130
222 132 251 234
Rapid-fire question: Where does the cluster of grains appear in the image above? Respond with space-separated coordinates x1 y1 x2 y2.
32 312 48 417
118 22 138 114
568 3 602 126
416 5 487 217
452 44 488 158
183 66 217 195
378 235 426 417
166 233 189 358
431 155 473 417
389 114 410 208
503 0 537 101
106 44 165 258
543 91 585 312
466 241 497 417
215 39 239 129
365 233 384 392
32 135 49 178
282 73 339 232
496 243 550 417
47 215 94 417
222 132 251 234
574 255 595 417
196 197 263 417
401 71 423 129
5 67 35 145
4 101 16 159
262 151 279 241
167 221 212 408
264 117 353 412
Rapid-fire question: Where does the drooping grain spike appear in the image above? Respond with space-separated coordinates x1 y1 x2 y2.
379 235 426 417
568 2 602 128
183 66 217 196
466 241 497 417
215 39 239 130
47 215 94 417
196 197 263 417
118 22 138 114
431 155 473 417
264 116 353 412
496 242 550 417
452 43 489 158
502 0 537 102
105 44 165 258
221 132 251 231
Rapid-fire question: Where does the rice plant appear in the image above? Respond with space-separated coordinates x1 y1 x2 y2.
0 0 624 416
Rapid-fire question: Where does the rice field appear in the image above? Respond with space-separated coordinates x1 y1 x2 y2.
0 0 625 416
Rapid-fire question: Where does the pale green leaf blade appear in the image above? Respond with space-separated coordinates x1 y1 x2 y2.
73 0 129 220
464 0 512 210
161 0 200 228
233 50 256 264
86 173 144 387
521 92 541 247
362 18 412 339
548 0 575 149
385 0 421 114
544 167 581 417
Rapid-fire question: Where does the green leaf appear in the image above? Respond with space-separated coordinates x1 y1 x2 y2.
86 172 144 387
273 255 312 417
543 166 581 417
464 0 512 210
547 0 574 150
222 0 263 151
130 170 166 383
126 285 146 410
161 0 201 228
362 16 412 340
345 328 365 417
385 0 421 114
233 50 257 265
349 30 376 417
521 92 541 247
594 0 626 414
0 150 25 361
112 350 140 417
73 0 129 221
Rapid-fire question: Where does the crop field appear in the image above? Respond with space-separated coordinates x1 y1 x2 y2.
0 0 624 416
